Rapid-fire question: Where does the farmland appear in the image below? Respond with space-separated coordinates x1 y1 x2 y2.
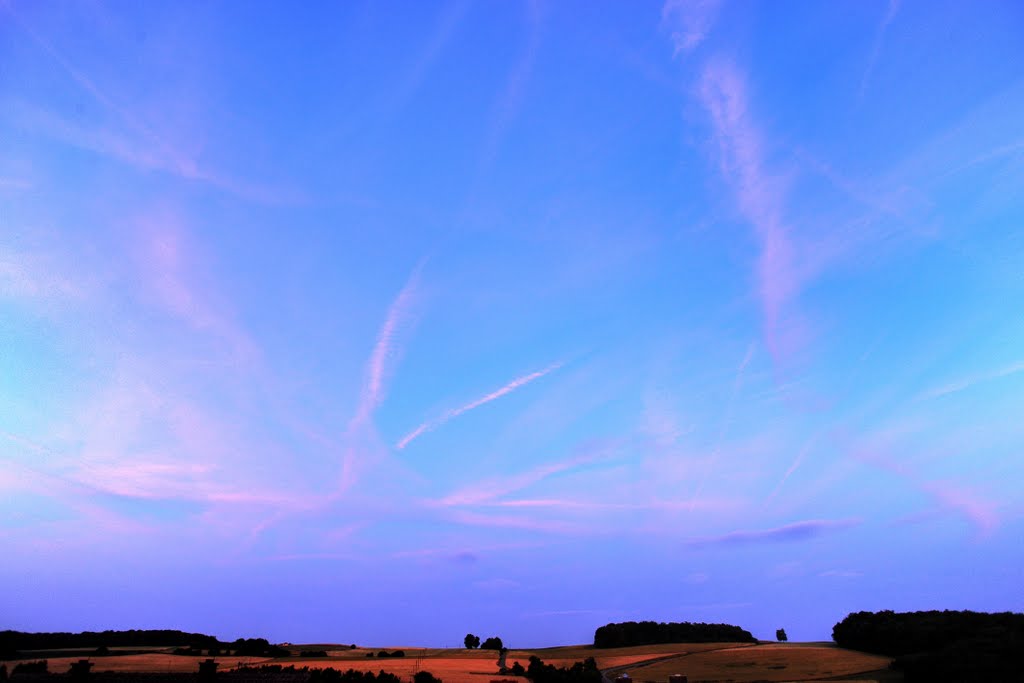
3 641 899 683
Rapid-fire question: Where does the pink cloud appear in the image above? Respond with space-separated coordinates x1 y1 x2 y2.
662 0 721 55
853 448 1000 538
135 217 259 365
396 362 562 450
698 61 805 360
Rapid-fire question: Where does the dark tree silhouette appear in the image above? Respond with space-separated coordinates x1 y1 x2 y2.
776 628 788 642
414 671 443 683
833 610 1024 683
480 637 504 651
524 656 601 683
593 621 755 647
464 634 480 649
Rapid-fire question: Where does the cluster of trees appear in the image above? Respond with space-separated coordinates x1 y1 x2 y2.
0 630 291 661
463 634 504 650
593 621 756 648
0 630 220 652
230 638 290 657
308 668 405 683
522 656 601 683
368 650 405 658
300 650 329 658
232 665 441 683
833 610 1024 682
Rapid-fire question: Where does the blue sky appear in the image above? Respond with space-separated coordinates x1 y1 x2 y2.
2 0 1023 646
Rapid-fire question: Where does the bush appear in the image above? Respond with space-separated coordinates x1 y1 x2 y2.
12 661 48 675
309 669 403 683
301 650 329 657
414 671 443 683
525 656 601 683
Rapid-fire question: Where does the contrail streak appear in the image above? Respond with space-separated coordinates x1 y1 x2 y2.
397 362 562 450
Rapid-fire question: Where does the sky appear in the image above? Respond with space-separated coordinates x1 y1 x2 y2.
1 0 1023 647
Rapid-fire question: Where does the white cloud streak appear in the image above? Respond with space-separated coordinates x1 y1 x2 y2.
396 362 562 450
860 0 901 99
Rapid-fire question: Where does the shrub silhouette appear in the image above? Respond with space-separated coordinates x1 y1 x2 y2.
12 661 48 674
464 634 480 649
525 656 601 683
414 671 443 683
776 629 787 642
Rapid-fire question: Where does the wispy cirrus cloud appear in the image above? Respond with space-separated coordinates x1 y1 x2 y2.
397 362 562 450
661 0 721 55
690 342 756 509
136 216 259 365
340 262 426 492
434 448 609 507
685 518 861 549
6 7 303 205
698 61 805 359
852 448 999 537
353 263 425 428
918 360 1024 401
860 0 901 99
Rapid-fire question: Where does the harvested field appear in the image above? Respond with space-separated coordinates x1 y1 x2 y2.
620 643 896 682
6 643 899 683
5 654 270 674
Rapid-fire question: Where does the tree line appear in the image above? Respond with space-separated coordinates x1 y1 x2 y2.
832 610 1024 682
593 621 756 647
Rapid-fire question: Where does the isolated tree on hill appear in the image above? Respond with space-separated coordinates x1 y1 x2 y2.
464 634 480 649
480 637 503 651
776 628 788 642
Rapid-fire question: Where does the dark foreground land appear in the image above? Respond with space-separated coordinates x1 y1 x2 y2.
5 610 1023 683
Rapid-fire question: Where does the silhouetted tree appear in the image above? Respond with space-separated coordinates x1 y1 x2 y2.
480 637 504 651
414 671 443 683
69 659 93 680
0 663 7 682
464 634 480 649
776 629 788 642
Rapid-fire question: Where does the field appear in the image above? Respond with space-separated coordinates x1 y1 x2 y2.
4 642 899 683
618 643 898 682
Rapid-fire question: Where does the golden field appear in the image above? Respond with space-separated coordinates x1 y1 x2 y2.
5 642 899 683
